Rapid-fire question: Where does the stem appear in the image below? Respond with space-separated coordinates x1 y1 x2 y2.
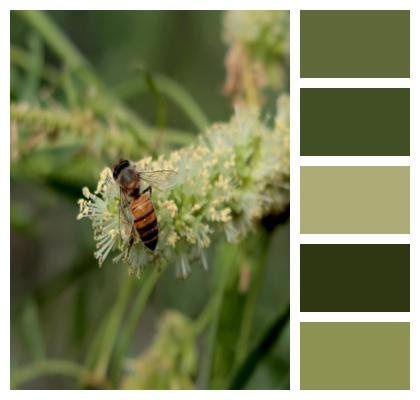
192 298 217 337
114 74 209 131
234 232 270 367
11 359 88 389
229 305 290 389
242 51 260 107
15 12 199 151
84 313 108 370
16 10 153 150
92 273 134 381
156 75 209 131
20 34 43 102
199 243 237 389
11 45 60 85
21 299 46 362
11 100 195 152
110 267 161 384
16 11 87 71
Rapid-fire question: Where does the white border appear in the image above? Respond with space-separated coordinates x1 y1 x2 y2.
300 313 411 322
2 2 10 398
2 0 420 399
300 157 410 166
299 234 411 244
289 6 300 392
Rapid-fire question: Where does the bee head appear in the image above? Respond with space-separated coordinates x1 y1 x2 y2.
112 159 130 180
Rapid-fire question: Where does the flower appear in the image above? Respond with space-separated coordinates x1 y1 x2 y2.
222 11 289 105
121 311 197 390
223 10 290 60
77 170 120 266
78 97 289 278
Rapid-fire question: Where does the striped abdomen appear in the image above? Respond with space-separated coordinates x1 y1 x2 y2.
130 193 158 251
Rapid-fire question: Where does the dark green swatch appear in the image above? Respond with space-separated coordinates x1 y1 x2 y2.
301 11 410 77
301 322 410 390
300 88 410 156
300 244 410 312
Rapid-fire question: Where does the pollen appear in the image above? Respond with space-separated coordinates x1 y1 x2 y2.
167 232 179 247
191 204 202 213
82 187 91 198
161 200 178 218
220 208 232 222
215 175 230 191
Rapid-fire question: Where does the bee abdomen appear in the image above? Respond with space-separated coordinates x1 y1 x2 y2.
137 219 159 250
131 196 159 251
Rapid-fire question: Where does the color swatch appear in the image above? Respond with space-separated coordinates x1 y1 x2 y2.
300 244 410 312
300 166 410 234
300 88 410 156
299 8 411 391
300 322 410 390
300 10 410 77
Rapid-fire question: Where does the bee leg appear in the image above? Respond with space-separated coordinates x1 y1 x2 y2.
126 227 136 258
128 237 134 251
141 186 152 195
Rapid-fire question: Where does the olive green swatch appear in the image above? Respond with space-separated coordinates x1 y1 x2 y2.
300 322 410 389
300 10 410 78
300 167 410 234
300 244 410 312
300 88 410 156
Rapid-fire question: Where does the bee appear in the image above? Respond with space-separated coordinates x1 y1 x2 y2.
112 159 177 251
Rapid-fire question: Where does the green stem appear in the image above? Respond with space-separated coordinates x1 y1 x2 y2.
20 34 43 102
199 243 237 389
84 314 108 370
114 74 209 131
15 12 199 151
110 267 161 384
16 11 87 72
11 45 60 85
21 299 46 362
234 232 270 367
192 298 217 337
16 10 153 150
92 273 134 381
229 305 290 389
11 359 88 389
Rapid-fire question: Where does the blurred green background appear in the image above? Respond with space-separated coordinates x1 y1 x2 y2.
10 11 289 389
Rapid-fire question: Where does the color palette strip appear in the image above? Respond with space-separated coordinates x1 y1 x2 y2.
300 322 410 390
300 244 410 312
300 88 410 156
300 166 410 234
300 10 410 78
299 9 411 391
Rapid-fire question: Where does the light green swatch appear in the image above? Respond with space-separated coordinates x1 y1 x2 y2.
301 322 410 390
300 167 410 234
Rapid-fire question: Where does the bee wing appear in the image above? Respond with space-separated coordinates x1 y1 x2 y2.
140 169 178 191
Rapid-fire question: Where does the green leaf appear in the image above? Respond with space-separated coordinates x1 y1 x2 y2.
11 359 88 389
19 34 44 102
198 242 238 389
144 69 167 130
110 267 161 385
229 305 290 389
21 299 46 362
